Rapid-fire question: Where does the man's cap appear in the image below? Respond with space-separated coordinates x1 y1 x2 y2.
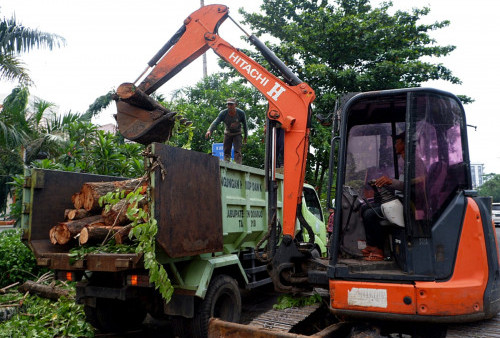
227 98 236 104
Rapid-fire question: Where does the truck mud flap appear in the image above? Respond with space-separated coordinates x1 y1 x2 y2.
208 318 348 338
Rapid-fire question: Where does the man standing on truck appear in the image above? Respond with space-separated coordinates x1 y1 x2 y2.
205 98 248 164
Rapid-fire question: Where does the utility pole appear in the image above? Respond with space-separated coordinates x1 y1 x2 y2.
201 0 208 78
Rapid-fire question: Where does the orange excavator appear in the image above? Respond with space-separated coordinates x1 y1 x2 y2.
114 4 500 337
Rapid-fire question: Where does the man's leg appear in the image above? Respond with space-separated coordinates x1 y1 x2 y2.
233 134 243 164
223 135 233 162
361 205 385 249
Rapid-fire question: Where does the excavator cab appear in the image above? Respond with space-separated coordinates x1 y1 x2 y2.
328 88 500 322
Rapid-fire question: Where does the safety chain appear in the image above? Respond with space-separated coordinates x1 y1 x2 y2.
142 146 167 181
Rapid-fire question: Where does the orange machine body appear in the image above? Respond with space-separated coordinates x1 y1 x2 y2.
133 4 314 239
330 198 493 321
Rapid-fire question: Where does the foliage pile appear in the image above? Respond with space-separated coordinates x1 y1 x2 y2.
0 229 43 288
0 282 93 337
0 230 92 337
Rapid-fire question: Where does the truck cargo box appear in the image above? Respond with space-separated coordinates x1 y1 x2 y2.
22 144 285 271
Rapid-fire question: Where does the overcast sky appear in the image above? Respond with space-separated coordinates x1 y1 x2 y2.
0 0 499 173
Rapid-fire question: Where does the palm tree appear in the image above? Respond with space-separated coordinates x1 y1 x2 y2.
0 86 84 214
0 12 66 85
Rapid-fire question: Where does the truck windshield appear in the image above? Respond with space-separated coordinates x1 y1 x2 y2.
303 187 323 222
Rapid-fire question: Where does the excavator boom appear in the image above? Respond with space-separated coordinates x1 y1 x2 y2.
114 4 315 239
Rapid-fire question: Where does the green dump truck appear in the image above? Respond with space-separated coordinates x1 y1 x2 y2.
22 143 327 336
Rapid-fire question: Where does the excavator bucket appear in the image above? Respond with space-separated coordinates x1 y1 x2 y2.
114 83 189 145
115 101 176 145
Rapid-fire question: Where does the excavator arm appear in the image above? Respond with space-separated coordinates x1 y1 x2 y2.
115 4 315 240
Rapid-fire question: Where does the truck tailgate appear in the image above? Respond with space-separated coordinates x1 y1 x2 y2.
31 239 143 271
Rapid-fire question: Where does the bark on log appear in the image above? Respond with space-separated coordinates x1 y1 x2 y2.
18 280 69 300
102 198 147 226
67 209 90 220
114 224 133 244
53 215 103 245
81 178 147 212
79 224 121 245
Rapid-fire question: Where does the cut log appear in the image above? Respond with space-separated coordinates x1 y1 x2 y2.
53 215 103 245
116 83 176 119
72 192 83 210
67 209 90 220
102 198 147 226
114 224 133 244
79 224 121 245
81 178 147 212
18 280 69 300
49 226 58 245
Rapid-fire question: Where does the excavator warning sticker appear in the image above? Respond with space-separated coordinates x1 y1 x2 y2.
347 288 387 308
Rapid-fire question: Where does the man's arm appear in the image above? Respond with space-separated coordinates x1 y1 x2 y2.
374 176 404 191
206 110 226 138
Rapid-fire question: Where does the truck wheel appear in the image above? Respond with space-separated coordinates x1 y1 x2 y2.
192 274 241 338
87 298 147 333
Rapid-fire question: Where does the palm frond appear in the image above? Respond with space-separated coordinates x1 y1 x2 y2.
0 53 31 85
30 98 56 129
0 119 26 148
0 15 66 54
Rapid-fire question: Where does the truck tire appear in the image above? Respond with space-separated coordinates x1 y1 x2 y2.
85 298 147 333
191 274 241 338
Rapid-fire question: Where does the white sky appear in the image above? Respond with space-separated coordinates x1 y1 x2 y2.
0 0 499 173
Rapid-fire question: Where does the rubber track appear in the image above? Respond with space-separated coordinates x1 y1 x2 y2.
246 304 321 332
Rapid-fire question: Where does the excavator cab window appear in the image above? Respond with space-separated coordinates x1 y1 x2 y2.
334 89 470 276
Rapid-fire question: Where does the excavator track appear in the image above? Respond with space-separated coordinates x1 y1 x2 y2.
245 304 321 332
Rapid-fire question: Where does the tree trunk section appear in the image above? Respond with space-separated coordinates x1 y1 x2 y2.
72 192 83 210
18 280 69 300
114 224 133 244
81 178 146 212
53 215 103 245
67 209 90 220
116 83 175 118
79 224 121 245
49 226 58 245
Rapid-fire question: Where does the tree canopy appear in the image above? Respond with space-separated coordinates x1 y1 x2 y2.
237 0 465 197
479 174 500 203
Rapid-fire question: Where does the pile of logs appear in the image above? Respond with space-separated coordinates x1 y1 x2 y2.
49 178 148 246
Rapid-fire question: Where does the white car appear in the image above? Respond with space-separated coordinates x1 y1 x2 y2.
493 203 500 227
